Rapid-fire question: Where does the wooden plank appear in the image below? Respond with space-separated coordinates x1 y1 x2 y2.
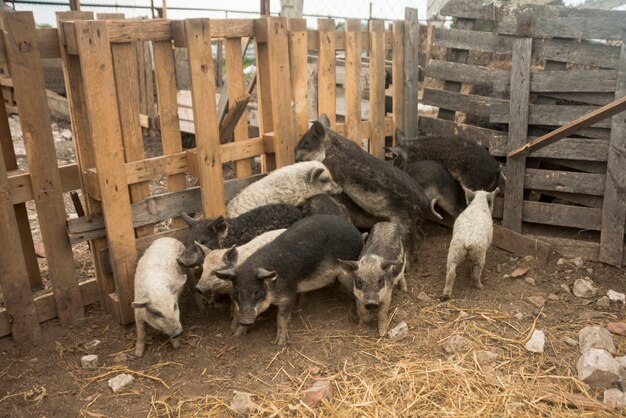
493 136 609 162
110 42 153 238
288 19 309 140
224 37 252 177
2 12 84 326
152 39 187 228
403 7 419 137
502 38 532 234
599 37 626 266
428 59 503 88
492 225 551 263
418 116 502 149
266 17 296 167
508 96 626 158
0 100 41 344
305 29 393 52
423 88 507 118
494 70 618 95
219 94 250 144
392 20 404 145
36 28 62 59
491 104 611 129
344 19 362 143
538 93 614 106
136 40 156 136
185 19 225 216
253 19 275 172
369 19 385 159
520 201 602 231
524 169 605 196
317 19 336 128
433 27 511 54
75 20 137 324
440 0 502 21
96 13 125 19
540 191 603 209
8 164 80 204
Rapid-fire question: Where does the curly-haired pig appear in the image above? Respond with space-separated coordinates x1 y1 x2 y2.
177 203 301 268
132 237 187 357
339 222 407 336
214 215 363 345
226 161 342 217
300 193 350 220
295 114 440 264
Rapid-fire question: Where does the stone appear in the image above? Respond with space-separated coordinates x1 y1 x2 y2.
442 335 470 354
571 257 584 268
511 267 530 278
560 284 571 294
230 391 257 415
80 354 99 370
514 312 524 321
596 296 610 308
388 321 408 340
578 310 605 320
301 380 333 406
556 258 566 266
522 255 535 263
585 267 594 274
614 355 626 373
524 277 536 286
564 337 578 347
576 349 621 388
573 278 597 299
108 373 134 393
608 290 626 304
84 339 101 350
61 129 73 140
475 350 498 366
607 322 626 337
527 296 546 308
548 293 560 301
604 389 626 407
579 326 616 354
416 291 433 303
524 330 545 353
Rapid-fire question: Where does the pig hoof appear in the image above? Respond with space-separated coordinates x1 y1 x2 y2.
439 294 450 302
377 328 387 337
233 326 247 337
274 334 288 345
473 283 484 289
134 348 144 358
170 339 181 349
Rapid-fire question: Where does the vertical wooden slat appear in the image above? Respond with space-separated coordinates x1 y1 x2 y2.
344 19 362 143
153 40 187 228
0 100 42 345
224 37 253 177
111 42 153 238
369 19 386 159
599 37 626 266
184 19 225 216
266 16 297 168
254 20 276 172
288 18 309 140
136 39 156 136
392 20 404 144
403 7 419 138
502 38 532 233
74 20 137 324
2 12 84 326
317 19 336 128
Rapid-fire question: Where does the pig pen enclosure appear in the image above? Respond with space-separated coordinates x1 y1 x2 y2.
1 1 626 415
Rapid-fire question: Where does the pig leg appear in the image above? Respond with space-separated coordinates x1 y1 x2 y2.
170 337 181 349
397 259 408 292
471 253 486 290
441 261 458 301
230 304 248 337
377 288 393 337
274 299 295 345
134 315 147 357
355 297 371 326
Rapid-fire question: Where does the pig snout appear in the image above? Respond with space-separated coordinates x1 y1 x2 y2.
238 316 255 326
177 250 203 268
364 298 379 310
295 151 305 162
330 182 343 194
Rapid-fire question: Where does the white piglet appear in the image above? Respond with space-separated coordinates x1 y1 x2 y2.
226 161 342 217
132 237 187 357
441 187 499 301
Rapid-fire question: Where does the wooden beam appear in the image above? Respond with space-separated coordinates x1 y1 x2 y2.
344 19 362 143
219 94 250 144
369 19 385 158
391 20 404 145
403 7 419 138
317 19 336 128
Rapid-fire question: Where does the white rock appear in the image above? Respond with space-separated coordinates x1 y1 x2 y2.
80 354 99 369
560 284 571 293
230 391 256 415
524 330 545 353
442 335 470 354
514 312 524 321
61 129 73 140
596 296 610 308
475 350 498 365
615 355 626 376
556 258 566 266
576 349 621 388
571 257 584 268
604 389 626 407
564 337 578 347
108 373 134 393
579 326 616 354
573 278 597 298
388 321 408 340
548 293 560 301
84 339 101 350
524 277 536 286
608 290 626 304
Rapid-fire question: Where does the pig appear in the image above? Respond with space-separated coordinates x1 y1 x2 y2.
214 215 363 345
393 130 504 191
300 194 350 220
194 228 286 332
332 193 385 229
441 187 500 301
226 161 342 217
339 222 407 336
177 203 301 268
295 114 440 264
132 237 187 357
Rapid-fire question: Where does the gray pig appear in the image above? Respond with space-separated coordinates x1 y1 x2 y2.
300 193 350 220
339 222 407 336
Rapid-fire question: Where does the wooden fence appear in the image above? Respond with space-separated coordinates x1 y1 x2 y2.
0 10 420 342
422 0 626 266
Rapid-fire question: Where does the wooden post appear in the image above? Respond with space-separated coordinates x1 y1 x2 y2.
266 16 296 167
502 38 532 234
1 11 85 326
317 19 336 128
74 20 138 324
288 18 309 140
403 7 419 138
70 0 80 11
185 19 225 217
344 19 362 143
369 19 385 159
254 19 276 172
392 20 404 145
215 40 223 88
599 36 626 266
261 0 270 16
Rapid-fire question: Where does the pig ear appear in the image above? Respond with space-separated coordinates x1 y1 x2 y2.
395 129 406 142
318 113 331 129
194 241 210 256
310 121 326 140
463 187 476 205
222 245 238 266
392 153 406 170
209 216 229 238
213 268 236 281
180 211 197 226
256 268 277 282
338 259 359 273
381 260 402 271
309 167 325 182
131 298 150 308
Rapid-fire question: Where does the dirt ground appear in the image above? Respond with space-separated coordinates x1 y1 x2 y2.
1 220 625 417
